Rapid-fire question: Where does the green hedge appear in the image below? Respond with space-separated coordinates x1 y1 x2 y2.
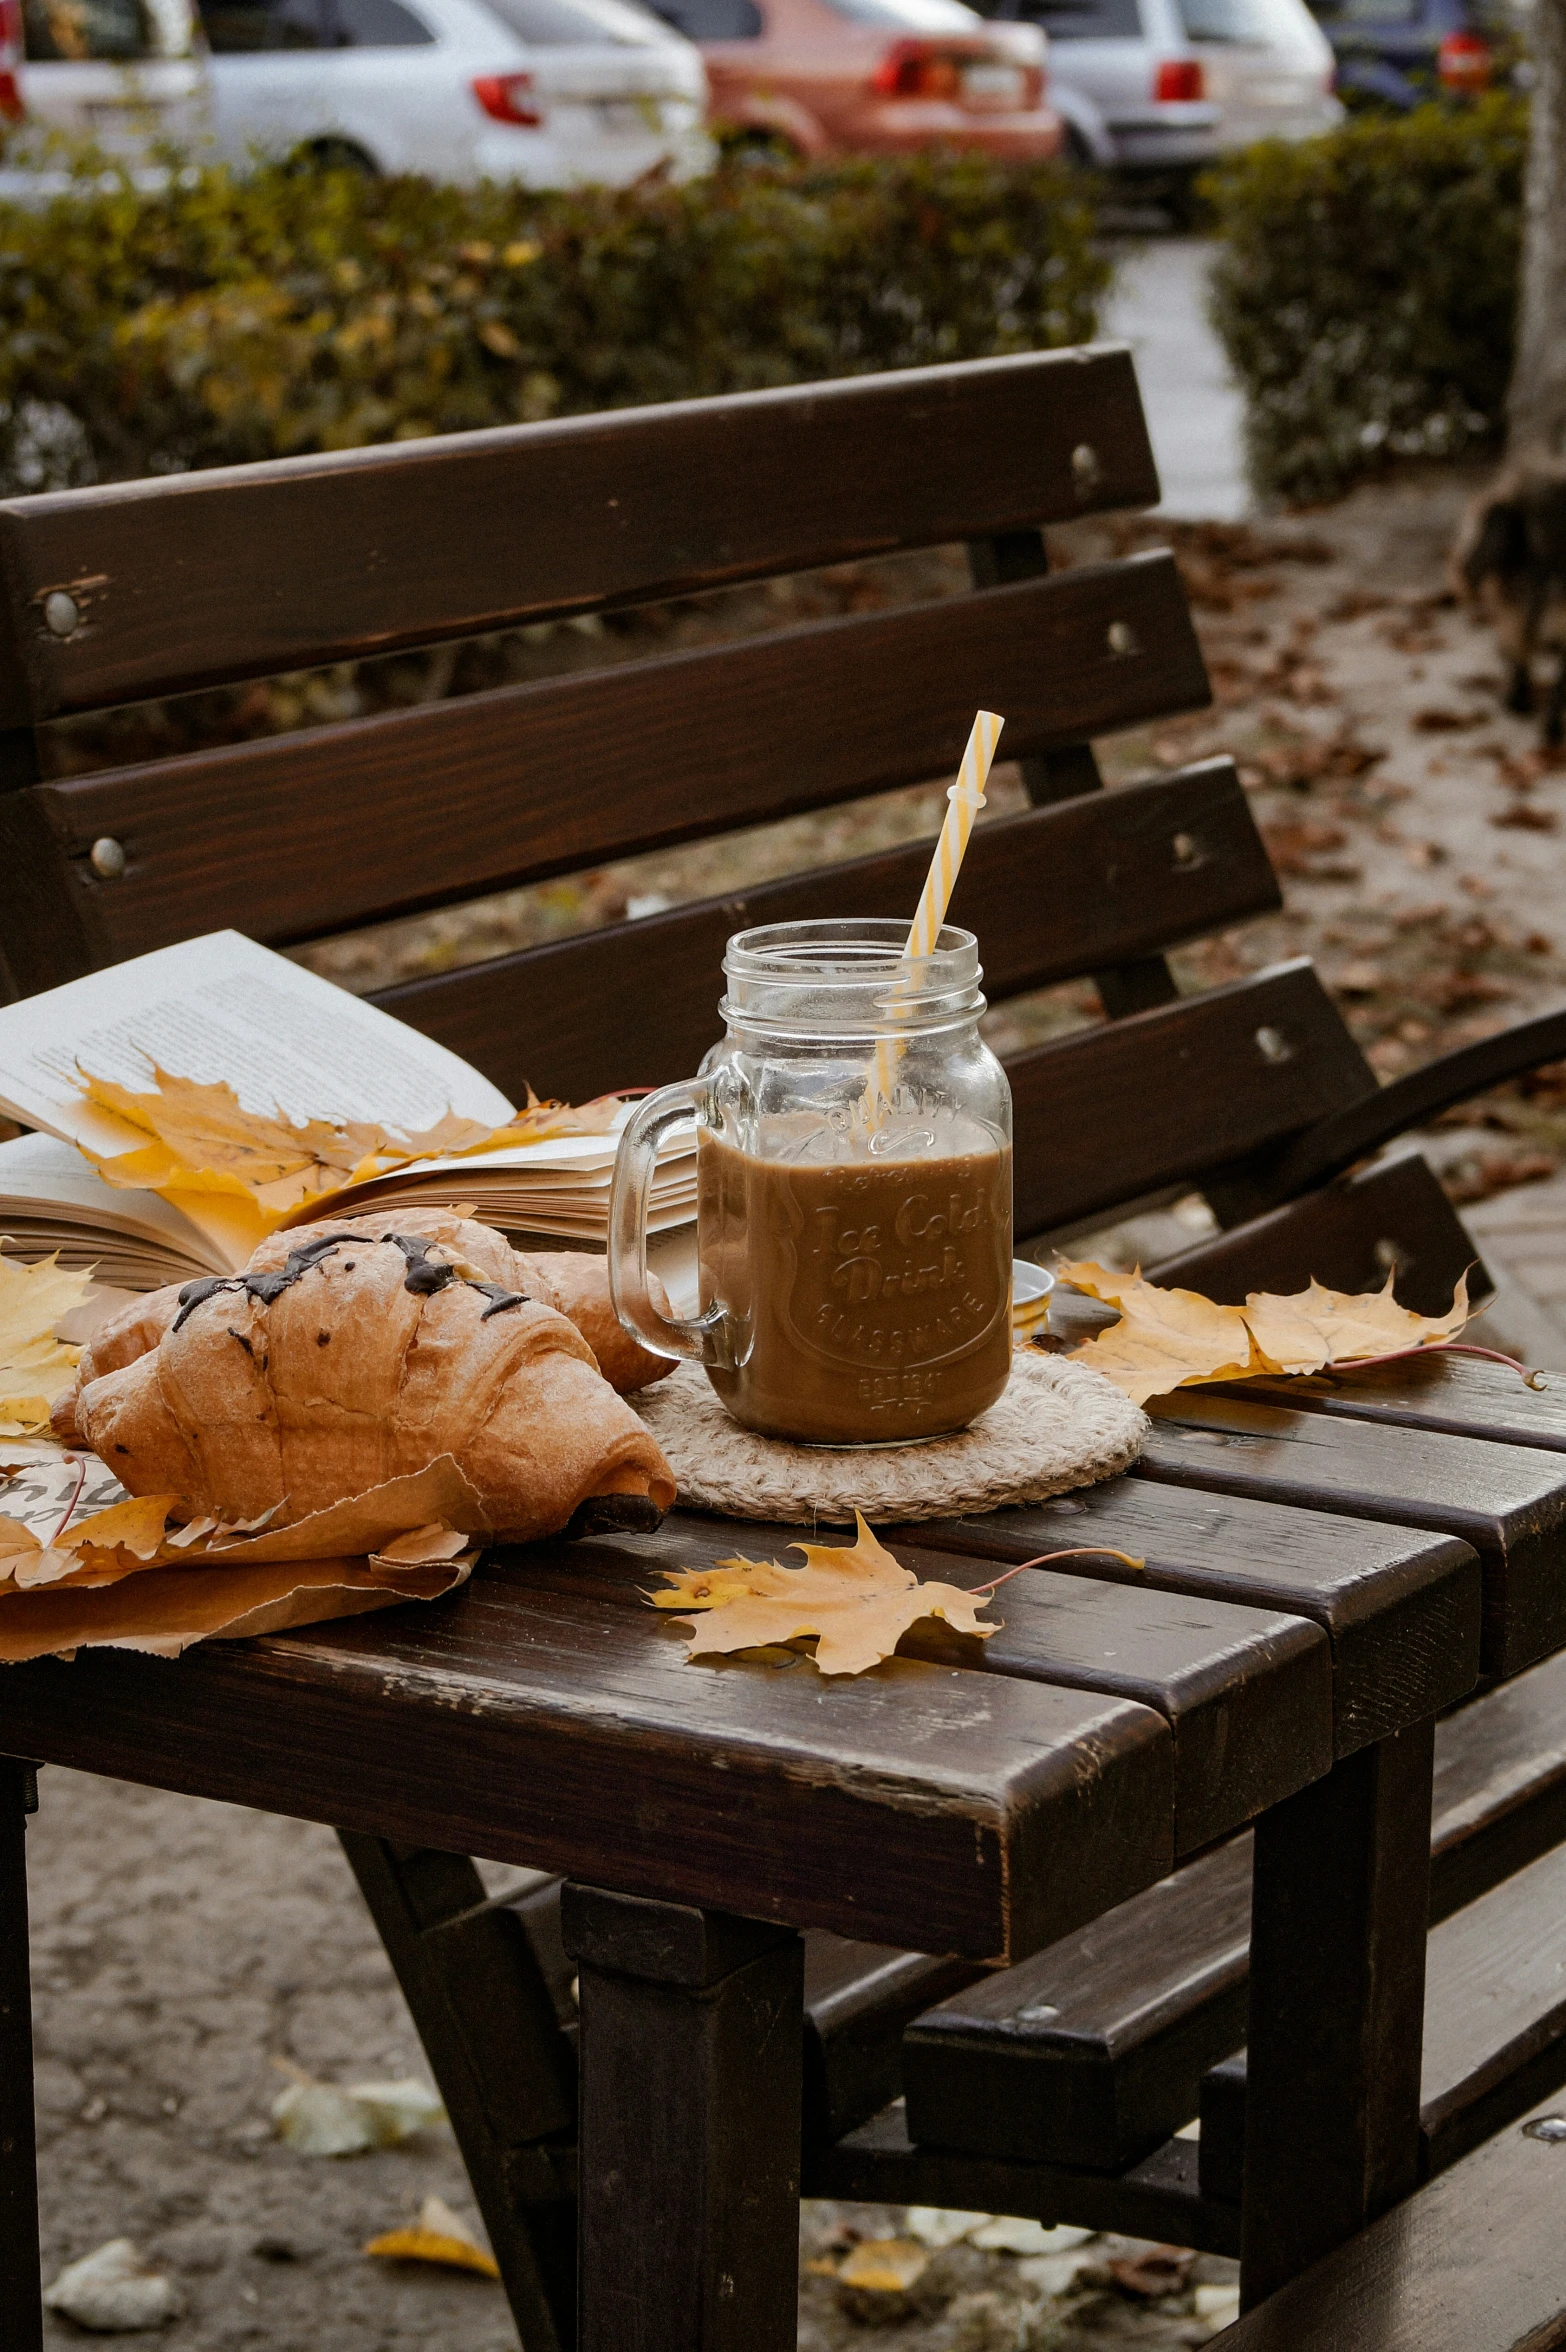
0 150 1107 489
1205 97 1526 506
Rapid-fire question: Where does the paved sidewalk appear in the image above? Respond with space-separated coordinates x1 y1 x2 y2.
1099 238 1250 521
1462 1172 1566 1368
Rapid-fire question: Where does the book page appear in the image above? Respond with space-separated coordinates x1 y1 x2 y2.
0 1132 218 1253
0 932 514 1154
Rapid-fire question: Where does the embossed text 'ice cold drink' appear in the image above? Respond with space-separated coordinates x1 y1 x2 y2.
609 920 1014 1444
696 1126 1011 1442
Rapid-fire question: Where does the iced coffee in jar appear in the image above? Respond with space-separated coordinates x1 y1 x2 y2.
609 920 1013 1445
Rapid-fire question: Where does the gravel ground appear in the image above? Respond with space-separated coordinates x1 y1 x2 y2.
27 1769 1238 2351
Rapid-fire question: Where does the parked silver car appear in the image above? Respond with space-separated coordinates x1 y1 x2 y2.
983 0 1339 205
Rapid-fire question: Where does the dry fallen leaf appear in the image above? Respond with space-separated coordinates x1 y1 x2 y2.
0 1243 90 1435
902 2209 993 2249
43 2238 182 2331
1053 1262 1255 1406
1240 1271 1469 1375
1057 1261 1474 1407
0 1552 473 1665
650 1512 998 1677
968 2217 1087 2256
369 1523 474 1567
78 1064 628 1240
0 1462 481 1662
1109 2244 1196 2299
273 2071 446 2157
834 2240 930 2293
365 2195 500 2279
0 1490 183 1592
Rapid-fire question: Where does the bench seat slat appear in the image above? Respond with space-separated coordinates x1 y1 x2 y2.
807 2106 1241 2259
6 555 1206 977
369 759 1278 1103
0 350 1159 723
1211 2095 1566 2350
604 1516 1332 1853
1138 1394 1566 1678
0 1553 1173 1962
1147 1149 1491 1323
801 1935 984 2146
912 1482 1479 1759
1227 1352 1566 1454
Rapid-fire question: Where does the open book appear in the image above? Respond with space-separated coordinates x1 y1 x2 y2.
0 932 696 1289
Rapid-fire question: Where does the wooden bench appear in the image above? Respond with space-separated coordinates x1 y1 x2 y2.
6 347 1566 2343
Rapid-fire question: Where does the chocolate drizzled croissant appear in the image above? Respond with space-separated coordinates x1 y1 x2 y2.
62 1212 675 1544
252 1208 677 1396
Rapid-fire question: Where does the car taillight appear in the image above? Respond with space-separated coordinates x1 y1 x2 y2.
1437 28 1490 90
472 73 544 126
871 40 1040 104
872 40 962 98
1153 56 1204 100
0 0 22 112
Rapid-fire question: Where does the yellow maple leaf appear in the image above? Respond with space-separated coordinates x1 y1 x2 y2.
1058 1259 1473 1406
76 1067 629 1238
650 1511 999 1677
0 1243 89 1435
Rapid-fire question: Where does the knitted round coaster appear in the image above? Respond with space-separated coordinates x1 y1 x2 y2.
631 1347 1148 1523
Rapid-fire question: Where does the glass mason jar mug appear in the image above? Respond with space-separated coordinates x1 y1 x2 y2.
609 919 1014 1446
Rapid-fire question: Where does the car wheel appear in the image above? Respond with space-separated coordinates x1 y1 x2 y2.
290 137 379 175
1063 125 1096 170
1162 169 1203 230
718 127 804 170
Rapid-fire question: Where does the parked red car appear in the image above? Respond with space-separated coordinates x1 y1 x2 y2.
638 0 1060 162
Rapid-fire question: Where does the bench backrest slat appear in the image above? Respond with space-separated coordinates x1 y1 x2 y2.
0 350 1157 723
370 761 1281 1105
3 554 1207 982
1007 962 1377 1237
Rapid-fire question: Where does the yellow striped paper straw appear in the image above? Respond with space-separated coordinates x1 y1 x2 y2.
873 708 1005 1118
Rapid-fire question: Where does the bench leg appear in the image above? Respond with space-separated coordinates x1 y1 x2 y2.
337 1836 578 2351
0 1758 41 2351
1239 1717 1434 2310
561 1885 802 2352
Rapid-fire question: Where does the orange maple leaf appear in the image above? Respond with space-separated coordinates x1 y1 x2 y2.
75 1066 629 1234
1058 1260 1474 1407
365 2196 500 2278
0 1490 182 1591
649 1511 999 1677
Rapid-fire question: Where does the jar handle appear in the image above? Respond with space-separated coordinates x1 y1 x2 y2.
609 1080 727 1367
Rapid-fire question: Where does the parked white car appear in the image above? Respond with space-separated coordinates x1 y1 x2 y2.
197 0 713 184
1 0 208 157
